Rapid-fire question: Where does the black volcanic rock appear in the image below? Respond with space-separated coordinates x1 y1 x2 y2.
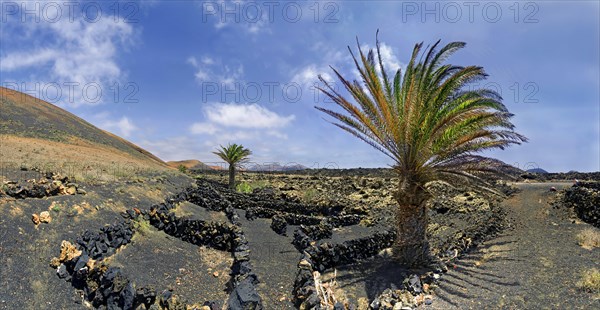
227 277 263 309
562 182 600 227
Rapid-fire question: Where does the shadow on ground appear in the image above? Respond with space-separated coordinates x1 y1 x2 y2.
433 238 522 307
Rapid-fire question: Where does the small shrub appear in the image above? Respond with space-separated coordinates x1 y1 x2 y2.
236 182 253 194
51 204 61 213
576 227 600 249
303 188 319 202
250 180 269 190
577 268 600 299
66 206 79 217
236 180 269 194
133 219 152 236
178 165 188 173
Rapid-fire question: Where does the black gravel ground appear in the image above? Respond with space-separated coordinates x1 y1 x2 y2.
322 225 380 245
427 183 599 309
172 201 229 223
0 173 191 309
237 209 300 309
109 225 232 305
4 169 597 310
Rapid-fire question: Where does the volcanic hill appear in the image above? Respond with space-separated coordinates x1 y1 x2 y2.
0 87 170 180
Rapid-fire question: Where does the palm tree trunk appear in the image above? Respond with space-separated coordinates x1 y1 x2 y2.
393 202 430 267
228 164 236 189
393 178 431 267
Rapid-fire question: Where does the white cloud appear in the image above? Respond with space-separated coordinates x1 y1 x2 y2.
201 56 215 65
289 41 352 94
376 42 403 74
187 56 199 67
200 0 271 35
219 130 256 141
138 134 284 164
0 2 135 107
0 49 58 71
190 122 219 135
349 43 404 82
266 130 288 139
188 103 294 144
139 136 199 162
293 41 405 92
138 134 269 164
291 64 333 87
99 116 138 138
187 55 244 86
194 70 211 81
205 103 295 128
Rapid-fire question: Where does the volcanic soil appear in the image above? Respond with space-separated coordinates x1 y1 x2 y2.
1 168 598 309
426 182 599 309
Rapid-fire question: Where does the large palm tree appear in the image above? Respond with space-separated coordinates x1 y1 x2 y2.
213 143 252 189
315 32 527 267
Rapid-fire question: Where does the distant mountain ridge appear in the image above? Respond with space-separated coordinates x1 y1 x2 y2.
166 160 309 172
526 168 549 174
247 163 308 171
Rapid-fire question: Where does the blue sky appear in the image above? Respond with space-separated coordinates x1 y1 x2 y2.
1 0 599 172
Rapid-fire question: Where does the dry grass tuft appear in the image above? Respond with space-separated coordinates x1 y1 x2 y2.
577 268 600 299
133 219 152 237
8 204 24 217
576 227 600 250
314 270 344 309
197 245 233 270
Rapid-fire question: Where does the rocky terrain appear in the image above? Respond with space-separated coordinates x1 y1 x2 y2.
1 88 597 309
194 171 512 308
519 171 600 182
430 182 599 309
3 165 598 309
0 162 518 310
0 170 191 309
0 87 194 309
2 164 598 310
555 181 600 228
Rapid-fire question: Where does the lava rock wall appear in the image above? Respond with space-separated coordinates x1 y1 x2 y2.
52 185 265 309
292 230 396 308
562 182 600 227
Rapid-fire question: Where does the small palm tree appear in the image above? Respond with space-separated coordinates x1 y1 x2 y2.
213 143 252 189
316 32 527 267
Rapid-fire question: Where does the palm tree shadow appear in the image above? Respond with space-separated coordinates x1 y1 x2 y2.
325 239 522 306
327 256 428 301
434 239 522 304
329 257 498 308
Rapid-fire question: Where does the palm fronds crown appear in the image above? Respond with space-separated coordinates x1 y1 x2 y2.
213 143 252 166
316 32 527 186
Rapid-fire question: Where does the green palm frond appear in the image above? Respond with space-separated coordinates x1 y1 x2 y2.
316 33 527 187
212 143 252 166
